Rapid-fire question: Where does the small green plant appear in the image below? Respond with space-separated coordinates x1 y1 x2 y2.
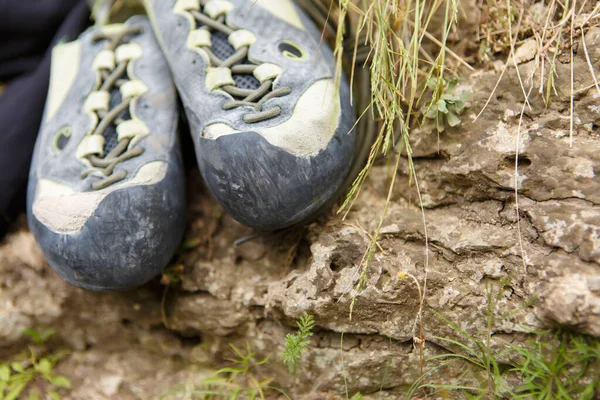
0 329 71 400
281 313 315 375
219 342 270 382
198 343 271 400
162 342 286 400
509 330 600 399
419 311 508 399
424 77 468 133
22 328 55 346
411 309 600 400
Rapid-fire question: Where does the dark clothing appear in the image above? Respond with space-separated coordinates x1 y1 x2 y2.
0 1 90 238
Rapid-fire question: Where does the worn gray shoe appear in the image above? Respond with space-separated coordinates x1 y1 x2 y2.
144 0 356 230
27 16 186 291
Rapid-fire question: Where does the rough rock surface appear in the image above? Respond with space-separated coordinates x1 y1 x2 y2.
1 26 599 400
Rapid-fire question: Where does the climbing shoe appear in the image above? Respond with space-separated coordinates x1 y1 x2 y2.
144 0 356 230
27 16 186 291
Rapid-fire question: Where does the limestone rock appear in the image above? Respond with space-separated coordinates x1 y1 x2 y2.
0 22 599 400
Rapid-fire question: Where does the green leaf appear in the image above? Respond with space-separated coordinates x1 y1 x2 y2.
50 375 71 388
182 237 202 249
40 329 55 343
10 362 24 373
448 77 459 91
437 99 448 113
248 375 265 400
425 107 438 119
350 393 365 400
228 343 246 359
22 328 54 345
441 93 457 102
427 353 485 369
0 365 10 382
36 358 52 375
197 376 229 387
22 329 41 345
452 101 466 114
5 382 26 400
296 312 315 337
216 367 243 374
436 114 445 132
446 111 462 127
28 392 40 400
426 78 437 90
229 388 241 400
255 355 270 365
49 391 62 400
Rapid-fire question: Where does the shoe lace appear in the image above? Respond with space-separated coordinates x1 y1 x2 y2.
188 3 291 123
80 25 145 190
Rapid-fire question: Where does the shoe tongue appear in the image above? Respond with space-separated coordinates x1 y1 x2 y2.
211 30 235 60
102 88 131 155
233 70 260 90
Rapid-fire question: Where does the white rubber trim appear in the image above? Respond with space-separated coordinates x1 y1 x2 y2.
202 79 340 157
46 40 81 122
33 161 167 233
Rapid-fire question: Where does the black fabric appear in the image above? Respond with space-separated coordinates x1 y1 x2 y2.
0 0 87 80
0 1 91 239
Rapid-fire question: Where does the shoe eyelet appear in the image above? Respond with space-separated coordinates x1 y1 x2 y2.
52 126 72 152
279 41 307 61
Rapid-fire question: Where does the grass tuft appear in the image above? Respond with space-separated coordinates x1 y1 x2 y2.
414 302 600 399
162 342 288 400
325 1 600 393
0 328 71 400
509 330 600 399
